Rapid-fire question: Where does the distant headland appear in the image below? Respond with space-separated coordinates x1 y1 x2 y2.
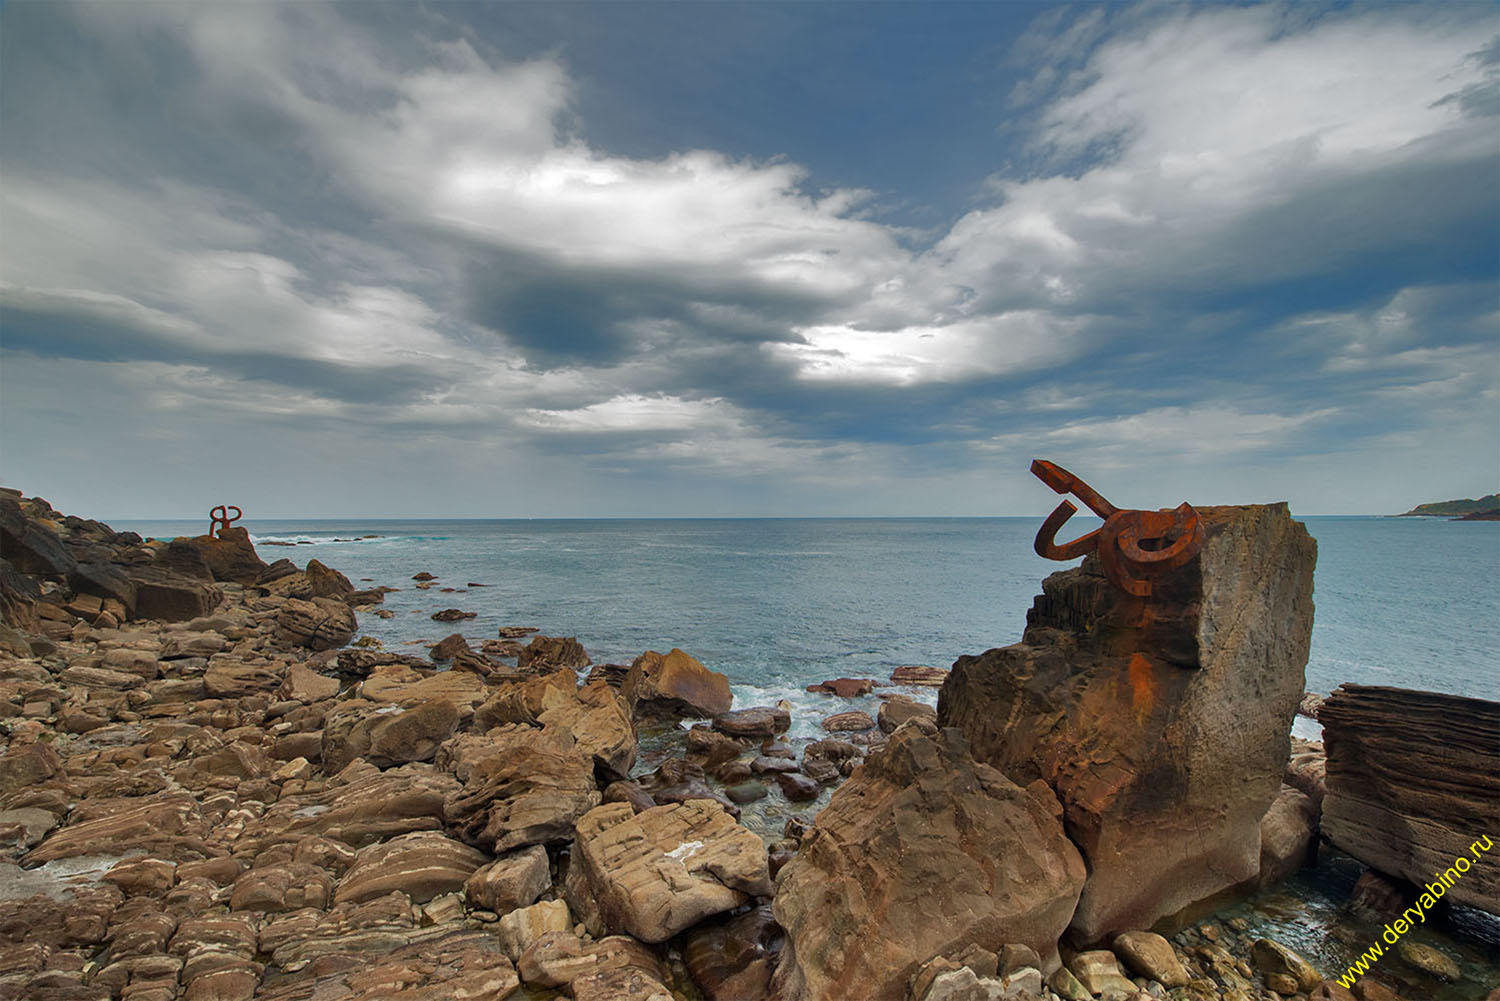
1397 494 1500 519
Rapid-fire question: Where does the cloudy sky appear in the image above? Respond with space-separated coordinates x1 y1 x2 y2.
1 2 1495 518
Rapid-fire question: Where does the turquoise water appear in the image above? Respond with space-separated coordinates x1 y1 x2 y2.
116 515 1500 708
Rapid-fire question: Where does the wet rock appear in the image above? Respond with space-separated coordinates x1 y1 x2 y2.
775 773 819 802
712 706 790 739
1286 737 1327 808
333 831 488 906
1067 950 1136 997
1259 784 1319 886
465 845 550 914
498 626 538 638
806 677 877 697
275 597 356 651
571 800 772 943
683 905 781 1001
444 725 600 853
430 608 477 623
1347 869 1408 921
770 721 1085 1001
622 648 731 719
751 755 799 775
820 710 875 732
517 634 591 670
939 504 1317 940
724 781 769 804
428 633 471 661
877 695 936 734
1395 940 1459 981
1320 685 1500 914
1112 931 1189 988
1251 938 1322 993
798 757 840 785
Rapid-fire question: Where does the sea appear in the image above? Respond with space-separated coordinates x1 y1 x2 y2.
113 513 1500 996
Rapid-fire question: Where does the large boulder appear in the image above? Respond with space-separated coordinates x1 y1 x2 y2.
938 503 1316 941
186 526 269 583
275 596 356 650
1319 685 1499 914
571 799 773 943
518 634 591 670
770 720 1086 1001
333 831 489 905
537 680 637 781
622 648 732 719
322 698 461 773
123 565 222 622
443 725 601 853
0 497 76 577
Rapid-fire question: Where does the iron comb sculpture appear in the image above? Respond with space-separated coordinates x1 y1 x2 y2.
209 505 242 539
1031 459 1204 597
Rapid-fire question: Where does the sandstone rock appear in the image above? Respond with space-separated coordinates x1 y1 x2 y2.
0 499 76 577
571 800 772 943
444 725 600 852
1112 931 1189 988
498 625 539 638
155 539 215 581
921 967 1008 1001
124 566 221 622
622 648 731 719
1347 869 1408 921
890 665 948 686
251 762 458 850
322 698 460 773
776 773 819 802
820 710 875 732
496 899 572 961
279 663 340 703
1259 784 1319 886
203 661 282 698
185 528 268 584
684 905 781 1001
518 634 591 669
102 857 177 896
334 831 488 906
1286 737 1327 808
431 608 478 622
27 793 207 864
536 680 637 780
258 928 518 999
1320 684 1499 914
573 964 675 1001
465 845 550 915
517 931 663 991
0 742 62 798
1252 938 1322 993
938 504 1317 940
429 633 471 661
473 668 578 729
1396 940 1459 981
229 862 334 912
770 721 1086 1001
713 706 791 739
877 695 936 734
806 677 877 697
1066 950 1135 996
304 559 354 598
275 597 356 650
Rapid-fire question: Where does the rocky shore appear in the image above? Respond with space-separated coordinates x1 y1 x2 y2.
1 491 1495 1001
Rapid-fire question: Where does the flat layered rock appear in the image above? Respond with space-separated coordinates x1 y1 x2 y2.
275 596 356 650
322 697 460 773
571 800 772 944
334 831 489 906
712 706 790 739
26 793 208 864
1320 684 1500 914
518 634 591 669
536 679 637 780
890 665 947 686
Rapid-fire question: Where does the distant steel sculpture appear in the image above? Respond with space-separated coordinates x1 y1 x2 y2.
209 504 243 539
1031 459 1204 597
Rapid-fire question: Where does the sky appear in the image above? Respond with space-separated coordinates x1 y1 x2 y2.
1 1 1496 519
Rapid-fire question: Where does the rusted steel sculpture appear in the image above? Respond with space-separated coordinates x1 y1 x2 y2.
1031 459 1204 597
209 504 243 539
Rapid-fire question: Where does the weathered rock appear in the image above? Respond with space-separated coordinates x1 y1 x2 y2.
279 663 340 703
1395 940 1459 981
465 845 551 914
602 781 657 814
877 695 936 734
124 566 222 622
820 710 875 732
1251 938 1322 992
444 725 601 852
683 906 781 1001
275 597 356 650
776 773 819 802
304 559 354 598
622 648 732 719
0 498 76 577
770 720 1086 1001
1320 684 1500 914
358 662 488 709
203 660 282 698
1066 950 1136 996
27 794 207 864
1286 737 1327 808
571 800 772 943
431 608 478 623
155 539 215 581
938 504 1317 940
184 527 268 584
713 706 790 739
537 680 637 780
0 742 63 798
517 931 662 991
251 762 458 849
1112 931 1189 988
429 632 471 661
334 831 489 906
229 862 334 912
1259 784 1319 886
322 698 461 773
517 634 591 670
496 899 572 961
573 963 675 1001
890 665 948 687
806 678 877 697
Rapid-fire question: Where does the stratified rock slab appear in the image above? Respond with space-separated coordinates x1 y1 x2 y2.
571 800 772 944
622 648 732 719
770 719 1086 1001
938 504 1315 941
444 725 600 853
1320 684 1500 914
